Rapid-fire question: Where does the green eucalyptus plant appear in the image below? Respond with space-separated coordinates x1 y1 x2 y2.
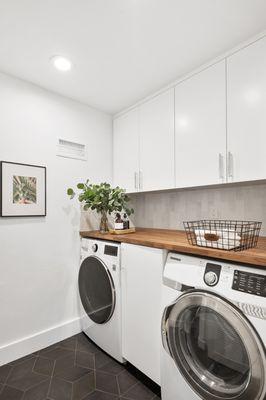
67 180 134 233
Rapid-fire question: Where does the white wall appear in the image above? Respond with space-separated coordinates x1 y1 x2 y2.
0 72 112 364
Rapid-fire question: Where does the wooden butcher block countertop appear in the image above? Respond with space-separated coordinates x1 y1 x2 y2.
80 228 266 268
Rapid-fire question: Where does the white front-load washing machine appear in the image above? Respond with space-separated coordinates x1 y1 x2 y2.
161 252 266 400
79 238 123 363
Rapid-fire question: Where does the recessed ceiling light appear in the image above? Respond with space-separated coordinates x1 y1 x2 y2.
50 55 72 72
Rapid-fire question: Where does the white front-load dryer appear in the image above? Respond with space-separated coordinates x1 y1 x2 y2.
79 238 123 363
161 253 266 400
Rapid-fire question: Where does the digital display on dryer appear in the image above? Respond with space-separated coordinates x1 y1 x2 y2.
232 270 266 297
104 245 118 257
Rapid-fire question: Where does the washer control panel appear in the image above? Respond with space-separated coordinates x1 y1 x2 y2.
232 270 266 297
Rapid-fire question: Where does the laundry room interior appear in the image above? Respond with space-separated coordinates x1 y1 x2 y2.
0 1 266 400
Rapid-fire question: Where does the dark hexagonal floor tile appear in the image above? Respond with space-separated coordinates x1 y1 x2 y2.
97 359 124 376
122 382 155 400
33 357 55 376
48 378 72 400
54 364 91 382
76 351 95 370
58 336 77 350
0 364 12 384
6 358 48 391
40 347 74 361
117 370 138 395
49 370 94 400
23 379 50 400
53 352 76 376
8 354 36 367
76 335 100 355
72 372 95 400
83 391 119 400
95 351 112 369
0 385 24 400
95 370 119 394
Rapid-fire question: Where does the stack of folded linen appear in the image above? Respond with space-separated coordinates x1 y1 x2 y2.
195 229 241 250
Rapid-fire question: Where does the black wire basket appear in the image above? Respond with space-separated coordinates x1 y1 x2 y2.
183 220 262 252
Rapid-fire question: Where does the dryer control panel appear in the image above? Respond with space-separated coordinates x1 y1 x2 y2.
232 270 266 297
104 245 118 257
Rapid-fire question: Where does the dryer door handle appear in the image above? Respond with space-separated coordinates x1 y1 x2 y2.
161 307 171 356
163 277 195 292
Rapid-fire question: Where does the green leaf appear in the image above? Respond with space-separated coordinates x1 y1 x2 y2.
67 188 74 196
77 183 85 189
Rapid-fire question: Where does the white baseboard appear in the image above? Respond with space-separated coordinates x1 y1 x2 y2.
0 317 82 366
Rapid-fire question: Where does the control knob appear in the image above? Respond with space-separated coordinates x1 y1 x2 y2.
204 271 218 286
91 244 98 253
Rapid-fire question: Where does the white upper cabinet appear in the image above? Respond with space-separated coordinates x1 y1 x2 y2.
175 60 227 188
227 37 266 183
113 36 266 192
113 109 139 192
139 89 175 191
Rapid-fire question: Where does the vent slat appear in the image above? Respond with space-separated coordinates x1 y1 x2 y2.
57 139 87 160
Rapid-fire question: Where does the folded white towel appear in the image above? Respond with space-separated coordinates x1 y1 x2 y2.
196 237 241 250
195 229 241 241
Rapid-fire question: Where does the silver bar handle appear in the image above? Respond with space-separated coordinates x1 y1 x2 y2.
219 153 224 180
228 151 234 179
139 171 143 190
134 172 139 190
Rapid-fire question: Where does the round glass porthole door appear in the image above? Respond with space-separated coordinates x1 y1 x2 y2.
163 290 266 400
79 256 115 324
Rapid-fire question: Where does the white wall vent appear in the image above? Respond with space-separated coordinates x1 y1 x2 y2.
57 139 87 161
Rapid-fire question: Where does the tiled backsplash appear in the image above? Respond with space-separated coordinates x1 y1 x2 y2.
129 182 266 235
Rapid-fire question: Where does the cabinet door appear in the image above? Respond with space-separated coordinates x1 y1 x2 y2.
175 61 226 187
121 244 164 385
113 109 139 192
139 89 175 191
227 37 266 182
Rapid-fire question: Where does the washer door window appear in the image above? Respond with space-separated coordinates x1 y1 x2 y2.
162 290 266 400
79 256 115 324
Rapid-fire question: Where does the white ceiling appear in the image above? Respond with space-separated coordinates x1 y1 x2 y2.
0 0 266 114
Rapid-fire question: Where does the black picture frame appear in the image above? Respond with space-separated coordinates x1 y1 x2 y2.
0 161 47 217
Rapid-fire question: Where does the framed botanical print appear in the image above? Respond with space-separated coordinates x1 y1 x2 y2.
0 161 46 217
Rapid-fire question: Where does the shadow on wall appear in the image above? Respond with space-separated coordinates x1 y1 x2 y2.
80 208 101 231
62 204 80 228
